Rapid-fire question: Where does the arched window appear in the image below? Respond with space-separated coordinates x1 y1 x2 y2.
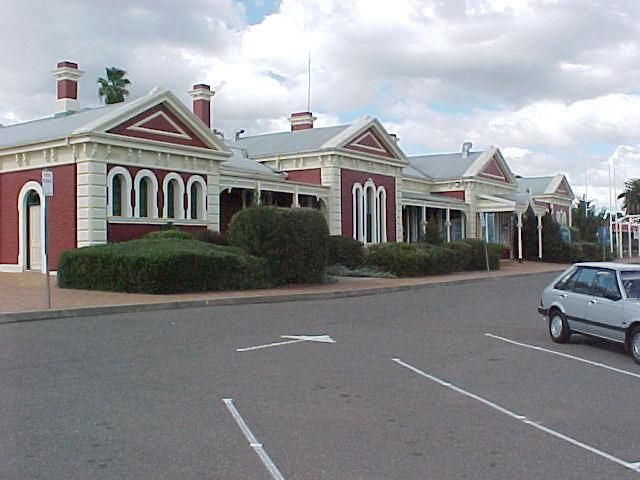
186 176 207 221
106 166 132 217
134 170 158 218
162 173 185 219
352 181 386 244
352 183 363 242
112 175 123 216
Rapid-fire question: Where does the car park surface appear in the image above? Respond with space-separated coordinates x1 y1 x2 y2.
2 271 640 479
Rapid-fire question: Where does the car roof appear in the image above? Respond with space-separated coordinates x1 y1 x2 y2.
574 262 640 271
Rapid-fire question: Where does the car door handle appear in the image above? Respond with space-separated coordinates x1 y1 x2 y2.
589 299 598 304
558 293 568 298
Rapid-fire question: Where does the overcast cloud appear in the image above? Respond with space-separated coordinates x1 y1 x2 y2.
1 0 639 208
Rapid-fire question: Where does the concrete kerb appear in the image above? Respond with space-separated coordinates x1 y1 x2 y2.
0 269 565 325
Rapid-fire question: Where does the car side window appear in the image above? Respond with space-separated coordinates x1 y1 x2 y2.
554 268 577 290
569 268 598 295
591 270 621 299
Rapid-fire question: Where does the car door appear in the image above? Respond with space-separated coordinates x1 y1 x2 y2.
585 269 625 343
555 267 593 334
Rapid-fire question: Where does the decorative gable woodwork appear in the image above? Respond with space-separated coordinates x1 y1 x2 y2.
555 178 570 195
107 103 211 149
478 156 509 183
344 128 395 159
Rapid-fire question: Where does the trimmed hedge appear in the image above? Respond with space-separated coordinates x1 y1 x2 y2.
364 240 500 277
144 229 193 240
228 206 330 284
57 239 273 294
327 235 365 268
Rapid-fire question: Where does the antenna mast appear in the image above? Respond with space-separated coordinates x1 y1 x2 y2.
306 51 311 112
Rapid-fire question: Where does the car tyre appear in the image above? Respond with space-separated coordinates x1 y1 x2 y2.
628 326 640 365
549 310 570 343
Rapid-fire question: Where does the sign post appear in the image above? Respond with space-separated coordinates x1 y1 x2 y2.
42 170 53 309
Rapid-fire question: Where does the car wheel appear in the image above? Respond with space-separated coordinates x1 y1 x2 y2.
628 326 640 365
549 310 570 343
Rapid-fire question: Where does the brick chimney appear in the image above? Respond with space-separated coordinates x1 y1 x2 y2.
188 83 215 128
51 61 84 115
288 111 316 131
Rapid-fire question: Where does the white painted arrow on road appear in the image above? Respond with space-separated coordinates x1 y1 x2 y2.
236 334 335 352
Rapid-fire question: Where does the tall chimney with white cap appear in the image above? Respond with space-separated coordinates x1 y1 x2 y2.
51 61 84 115
188 83 215 128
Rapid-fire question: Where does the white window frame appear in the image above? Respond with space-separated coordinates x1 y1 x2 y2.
106 166 133 217
186 175 207 220
352 183 364 242
376 186 387 243
133 169 159 218
162 172 186 219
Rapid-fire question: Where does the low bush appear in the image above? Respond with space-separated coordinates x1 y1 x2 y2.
364 242 460 277
195 229 229 245
461 239 501 271
441 241 473 270
327 235 365 268
144 229 193 240
228 206 330 284
57 239 272 294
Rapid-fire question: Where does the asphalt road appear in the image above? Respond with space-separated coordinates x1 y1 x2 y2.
1 272 640 479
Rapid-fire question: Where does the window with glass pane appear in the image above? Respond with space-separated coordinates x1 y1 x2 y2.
112 175 122 216
167 181 175 218
190 183 198 219
139 178 149 217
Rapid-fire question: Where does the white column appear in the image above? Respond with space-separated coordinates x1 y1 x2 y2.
76 159 107 247
568 206 572 227
537 214 543 259
206 173 220 232
446 208 451 243
637 225 640 257
293 186 300 208
618 220 623 258
517 211 523 262
629 221 633 258
609 214 614 253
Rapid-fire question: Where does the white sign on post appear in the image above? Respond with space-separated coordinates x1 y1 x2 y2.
42 170 54 197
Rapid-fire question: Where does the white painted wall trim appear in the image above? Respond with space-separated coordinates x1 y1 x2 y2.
162 172 186 219
0 264 22 273
186 175 207 220
106 166 133 217
133 169 159 218
17 181 46 273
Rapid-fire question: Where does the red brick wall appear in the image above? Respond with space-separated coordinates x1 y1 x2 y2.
0 164 76 269
437 190 465 201
107 223 206 243
340 169 396 241
286 169 322 185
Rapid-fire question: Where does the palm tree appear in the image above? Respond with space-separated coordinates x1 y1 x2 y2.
618 178 640 215
97 67 131 104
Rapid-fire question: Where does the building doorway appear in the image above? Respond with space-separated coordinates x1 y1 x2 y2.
26 190 42 270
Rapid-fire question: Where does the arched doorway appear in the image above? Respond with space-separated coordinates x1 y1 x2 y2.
26 190 42 270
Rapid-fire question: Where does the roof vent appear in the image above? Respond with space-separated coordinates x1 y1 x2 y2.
234 129 245 141
461 141 472 159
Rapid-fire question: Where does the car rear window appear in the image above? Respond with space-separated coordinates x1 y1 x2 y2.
621 271 640 299
564 267 598 294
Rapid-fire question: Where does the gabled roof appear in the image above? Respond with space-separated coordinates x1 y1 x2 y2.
407 151 483 180
233 115 407 163
517 174 575 199
0 87 230 154
233 125 349 157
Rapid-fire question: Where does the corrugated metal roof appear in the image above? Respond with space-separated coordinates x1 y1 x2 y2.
0 104 121 149
407 151 483 180
516 176 553 195
403 191 467 205
233 124 350 157
222 145 284 177
403 164 433 180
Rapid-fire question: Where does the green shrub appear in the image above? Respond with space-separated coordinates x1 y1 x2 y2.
422 222 444 245
327 235 365 268
57 239 272 294
461 239 501 270
364 243 458 277
144 229 193 240
195 229 229 245
441 241 473 270
228 206 330 284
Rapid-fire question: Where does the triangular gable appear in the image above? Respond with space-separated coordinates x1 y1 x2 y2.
344 128 396 159
478 156 510 183
107 103 209 149
555 177 570 195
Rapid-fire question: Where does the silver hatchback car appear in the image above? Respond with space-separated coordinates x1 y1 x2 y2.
538 262 640 364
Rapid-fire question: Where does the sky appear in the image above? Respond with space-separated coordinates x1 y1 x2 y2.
1 0 639 210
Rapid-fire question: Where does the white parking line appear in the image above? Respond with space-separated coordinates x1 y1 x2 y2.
223 399 286 480
484 333 640 380
392 358 640 474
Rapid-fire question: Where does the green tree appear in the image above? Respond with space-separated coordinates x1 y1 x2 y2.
618 178 640 215
98 67 131 104
571 199 608 242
